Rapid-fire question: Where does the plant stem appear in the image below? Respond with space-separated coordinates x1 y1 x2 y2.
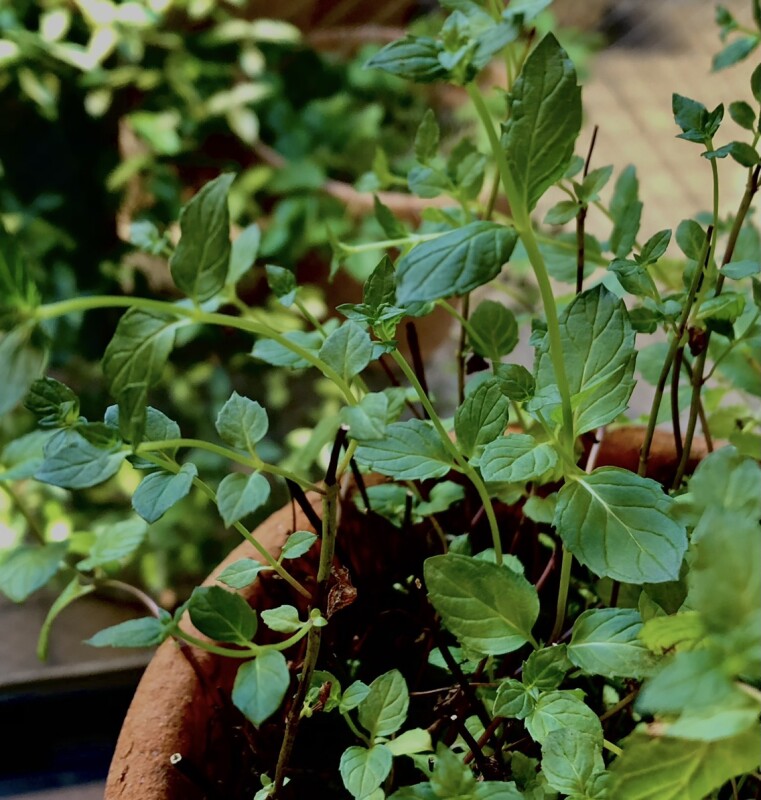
638 227 713 477
35 295 357 404
457 293 471 406
671 345 685 461
389 349 505 566
576 126 599 295
466 83 575 451
551 427 606 642
273 438 342 797
173 628 259 658
603 739 624 757
0 483 46 545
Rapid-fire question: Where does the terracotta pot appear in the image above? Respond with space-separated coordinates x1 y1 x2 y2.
105 424 707 800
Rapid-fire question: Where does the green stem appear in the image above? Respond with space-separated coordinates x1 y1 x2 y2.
638 229 714 477
137 438 323 494
466 83 575 451
35 295 357 403
603 739 624 758
390 349 504 565
338 232 442 255
174 628 259 658
342 712 372 747
550 548 573 642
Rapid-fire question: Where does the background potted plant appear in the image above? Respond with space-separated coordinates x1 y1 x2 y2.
1 1 761 799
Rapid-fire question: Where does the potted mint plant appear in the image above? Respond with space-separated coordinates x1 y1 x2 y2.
1 2 760 799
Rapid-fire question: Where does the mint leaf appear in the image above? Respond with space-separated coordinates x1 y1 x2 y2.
396 222 517 304
132 463 197 523
609 166 642 258
217 472 270 527
522 644 573 692
261 604 302 633
188 585 257 643
265 264 296 306
78 517 148 570
25 377 79 427
568 608 657 679
86 615 170 648
366 36 448 83
425 553 539 655
454 379 510 458
534 285 636 435
280 530 318 559
415 109 440 163
502 33 581 211
103 309 187 443
0 543 67 602
169 173 234 301
355 420 453 480
609 729 761 800
35 427 126 489
342 393 389 441
525 690 602 745
319 322 374 382
228 224 261 286
479 434 558 484
493 678 535 719
541 729 605 797
218 558 269 589
215 392 268 452
252 329 322 369
232 650 290 727
712 36 759 71
468 300 518 360
554 468 688 584
0 217 38 312
358 669 409 739
0 325 48 416
340 745 393 800
37 578 95 660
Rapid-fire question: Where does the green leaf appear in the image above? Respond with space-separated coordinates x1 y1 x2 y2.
753 62 761 103
639 229 672 264
385 729 433 757
639 611 704 655
86 615 170 648
0 325 48 415
675 219 706 260
342 393 389 441
228 224 261 285
169 173 234 301
188 585 257 643
712 36 759 71
544 200 580 225
366 36 448 83
522 644 573 691
468 300 519 360
408 165 451 198
455 379 510 458
568 608 657 679
578 165 613 202
721 259 760 279
215 391 268 452
415 109 440 163
35 427 126 489
319 322 374 382
493 678 535 719
132 463 197 524
364 255 398 311
696 291 745 323
703 141 760 167
728 100 756 130
218 558 269 589
0 430 53 482
0 217 38 311
102 309 187 443
609 728 761 799
493 363 535 401
251 329 322 369
37 578 95 660
374 198 407 240
261 604 303 633
502 33 582 212
217 472 271 527
340 680 371 713
280 530 318 560
541 729 605 797
431 744 477 797
358 669 409 739
25 377 79 427
425 553 539 655
396 222 517 304
355 420 453 480
525 690 602 745
479 434 558 484
265 264 296 306
104 405 180 445
609 166 642 258
0 543 67 602
609 259 658 299
340 746 393 800
554 468 687 584
534 285 636 435
78 517 149 570
232 650 290 727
